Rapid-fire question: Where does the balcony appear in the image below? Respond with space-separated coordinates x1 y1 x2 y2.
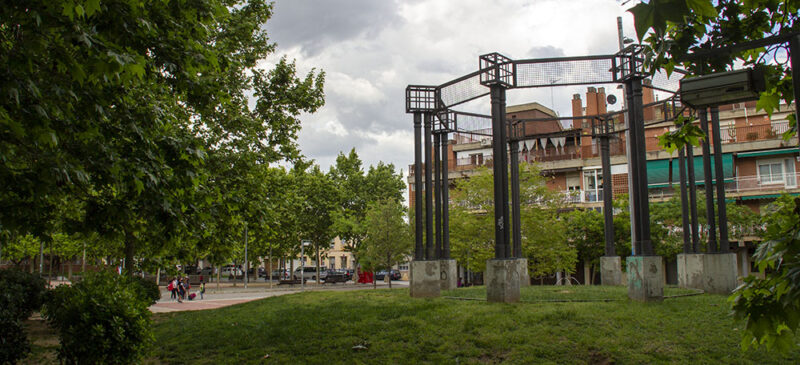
646 172 800 201
560 173 798 205
562 190 605 204
646 122 791 151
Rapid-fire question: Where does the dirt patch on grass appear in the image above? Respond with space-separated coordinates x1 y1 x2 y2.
587 348 615 365
20 318 59 365
478 350 508 364
23 318 59 347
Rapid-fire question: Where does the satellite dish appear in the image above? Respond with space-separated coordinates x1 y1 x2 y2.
607 94 617 105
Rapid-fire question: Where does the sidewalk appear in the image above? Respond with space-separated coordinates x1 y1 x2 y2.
150 280 408 313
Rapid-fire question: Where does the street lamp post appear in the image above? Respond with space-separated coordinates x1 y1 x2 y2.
301 240 310 291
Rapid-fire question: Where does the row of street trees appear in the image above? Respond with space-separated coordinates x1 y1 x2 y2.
448 163 764 283
0 1 410 281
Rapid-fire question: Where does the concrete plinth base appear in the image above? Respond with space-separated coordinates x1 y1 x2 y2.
439 259 458 291
702 253 738 294
626 256 664 302
485 259 521 303
409 260 441 298
677 253 704 290
518 258 530 287
600 256 623 286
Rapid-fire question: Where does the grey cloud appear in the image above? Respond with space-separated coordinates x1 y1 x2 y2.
526 46 566 59
267 0 403 56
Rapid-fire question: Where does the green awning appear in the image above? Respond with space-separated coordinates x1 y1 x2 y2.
647 153 733 187
737 148 799 158
741 193 800 201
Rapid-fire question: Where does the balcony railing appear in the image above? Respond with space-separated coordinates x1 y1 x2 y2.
646 122 790 151
560 173 799 204
645 172 799 200
562 190 604 204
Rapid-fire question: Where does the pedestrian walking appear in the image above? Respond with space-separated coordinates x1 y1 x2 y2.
178 277 186 301
200 280 205 300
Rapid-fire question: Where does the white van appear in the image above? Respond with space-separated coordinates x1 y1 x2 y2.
220 265 243 277
293 266 328 281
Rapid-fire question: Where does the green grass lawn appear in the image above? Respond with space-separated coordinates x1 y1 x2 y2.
147 285 800 364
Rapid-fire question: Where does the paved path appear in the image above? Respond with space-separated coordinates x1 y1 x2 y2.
150 280 408 313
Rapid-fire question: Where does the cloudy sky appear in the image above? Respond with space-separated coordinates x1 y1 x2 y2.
263 0 637 181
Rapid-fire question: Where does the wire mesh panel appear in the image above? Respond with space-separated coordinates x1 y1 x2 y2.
437 70 489 109
648 69 685 93
514 55 616 88
453 111 492 135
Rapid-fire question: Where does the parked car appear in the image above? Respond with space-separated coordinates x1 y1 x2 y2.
324 270 347 283
269 269 290 280
220 265 243 277
375 270 401 281
293 266 328 281
247 267 266 278
332 269 352 281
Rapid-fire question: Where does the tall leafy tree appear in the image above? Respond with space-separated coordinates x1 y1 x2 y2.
361 199 412 289
449 165 574 277
329 150 405 266
1 1 325 275
296 163 338 284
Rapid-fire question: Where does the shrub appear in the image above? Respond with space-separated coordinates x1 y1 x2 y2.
0 269 48 364
0 318 30 364
0 269 48 321
43 271 153 364
128 276 161 306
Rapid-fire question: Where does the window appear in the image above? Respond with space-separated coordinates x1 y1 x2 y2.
341 256 347 269
469 153 484 165
583 169 604 202
329 257 335 269
757 158 797 187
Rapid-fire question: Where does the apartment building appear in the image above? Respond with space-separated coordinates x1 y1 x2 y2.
409 86 799 215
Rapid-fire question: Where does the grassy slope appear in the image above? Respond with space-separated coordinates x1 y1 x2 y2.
151 286 799 364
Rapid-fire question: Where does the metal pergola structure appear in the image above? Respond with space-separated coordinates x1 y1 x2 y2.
407 46 684 268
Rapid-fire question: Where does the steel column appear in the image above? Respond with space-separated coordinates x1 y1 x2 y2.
414 113 423 260
441 135 451 259
699 109 717 253
434 132 442 259
710 107 730 252
791 34 800 148
632 78 653 255
490 85 510 259
678 147 691 253
626 77 652 255
600 134 615 256
625 80 641 255
509 136 522 258
686 144 700 252
424 113 435 260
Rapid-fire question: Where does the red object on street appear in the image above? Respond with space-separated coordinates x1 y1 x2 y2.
357 270 373 284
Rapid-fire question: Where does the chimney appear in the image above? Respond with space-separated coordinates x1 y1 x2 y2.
571 94 583 129
586 87 598 116
597 87 607 114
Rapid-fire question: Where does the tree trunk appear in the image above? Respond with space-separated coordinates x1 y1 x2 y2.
216 268 221 290
315 244 321 285
47 241 53 286
268 244 272 288
124 232 135 276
